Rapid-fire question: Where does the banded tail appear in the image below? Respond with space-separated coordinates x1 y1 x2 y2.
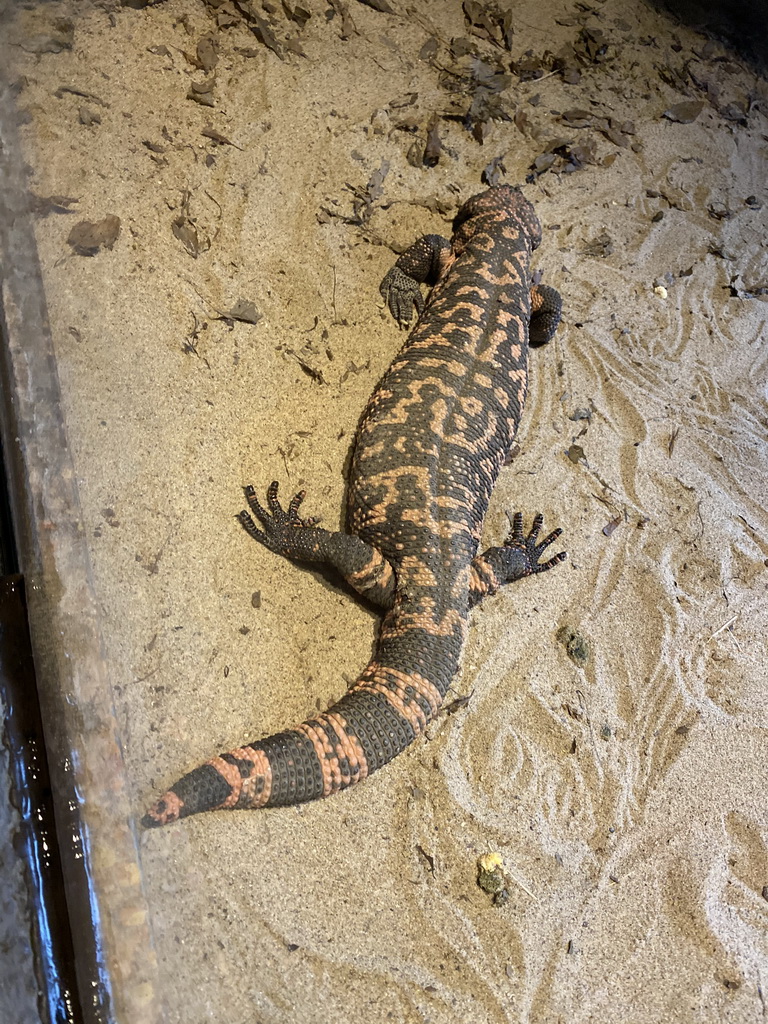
142 656 445 827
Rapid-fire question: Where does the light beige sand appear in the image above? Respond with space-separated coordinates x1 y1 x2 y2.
1 0 767 1021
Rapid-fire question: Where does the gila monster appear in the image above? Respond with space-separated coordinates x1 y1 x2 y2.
143 184 565 827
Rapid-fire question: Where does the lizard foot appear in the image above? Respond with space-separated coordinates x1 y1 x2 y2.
503 511 567 577
469 513 566 606
238 481 320 557
477 512 566 589
379 266 424 329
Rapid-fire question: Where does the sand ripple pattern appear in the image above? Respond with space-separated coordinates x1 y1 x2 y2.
397 82 768 1024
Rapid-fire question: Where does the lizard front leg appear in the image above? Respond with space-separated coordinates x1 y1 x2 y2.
529 279 563 347
379 233 452 328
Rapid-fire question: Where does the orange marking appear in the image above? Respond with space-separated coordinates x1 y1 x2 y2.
416 356 469 377
469 557 499 597
346 549 389 588
149 790 184 825
207 754 244 809
323 711 368 783
206 745 272 809
296 721 335 796
237 746 273 808
450 565 473 601
356 667 443 734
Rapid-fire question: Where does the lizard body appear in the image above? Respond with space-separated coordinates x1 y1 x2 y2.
143 185 564 827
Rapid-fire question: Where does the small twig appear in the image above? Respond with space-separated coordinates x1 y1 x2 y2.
507 871 538 902
708 614 738 641
524 68 560 86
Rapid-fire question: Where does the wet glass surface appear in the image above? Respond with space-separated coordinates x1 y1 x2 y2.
0 576 81 1024
0 684 43 1024
0 67 163 1024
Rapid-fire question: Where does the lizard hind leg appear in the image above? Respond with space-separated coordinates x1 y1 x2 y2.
238 481 320 553
238 481 396 608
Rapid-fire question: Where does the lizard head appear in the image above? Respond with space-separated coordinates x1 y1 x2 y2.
453 185 543 251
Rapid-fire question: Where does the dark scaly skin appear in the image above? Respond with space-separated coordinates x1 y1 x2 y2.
143 185 565 827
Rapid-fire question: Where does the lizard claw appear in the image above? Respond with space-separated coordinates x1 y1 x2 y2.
380 267 424 329
238 482 320 555
504 512 567 575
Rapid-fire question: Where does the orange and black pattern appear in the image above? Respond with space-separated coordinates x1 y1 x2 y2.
143 185 566 827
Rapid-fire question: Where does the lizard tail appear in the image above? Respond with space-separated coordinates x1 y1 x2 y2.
142 658 446 827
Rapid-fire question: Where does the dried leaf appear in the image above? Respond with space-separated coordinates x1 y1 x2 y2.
172 217 202 256
472 118 493 144
532 151 557 173
566 140 597 167
54 85 108 106
79 106 101 126
67 215 120 256
201 126 240 147
561 65 581 84
720 101 747 124
289 350 327 383
388 92 418 110
472 60 511 93
283 35 307 57
282 1 311 27
236 2 285 59
583 231 613 257
561 108 593 127
463 0 496 38
445 692 473 715
577 27 608 63
416 845 435 874
171 192 209 258
463 1 513 49
221 299 261 324
341 161 390 224
419 37 438 62
329 0 356 38
357 0 393 12
406 140 422 168
197 34 219 72
602 516 622 537
662 100 704 123
707 242 736 260
187 78 216 107
449 36 475 60
668 425 680 456
657 63 690 92
498 8 514 50
366 159 389 201
423 116 442 165
600 125 630 147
